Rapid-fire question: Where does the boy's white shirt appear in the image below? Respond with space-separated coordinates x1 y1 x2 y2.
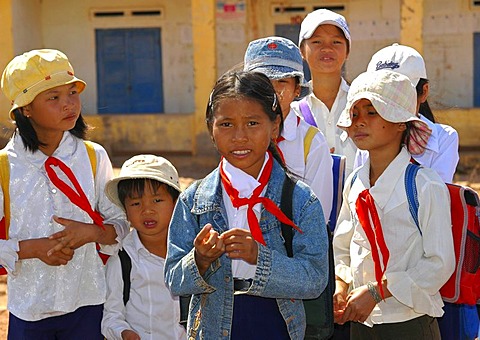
221 155 270 279
0 132 129 322
101 229 186 340
277 109 333 220
334 147 455 327
291 78 357 176
353 114 459 183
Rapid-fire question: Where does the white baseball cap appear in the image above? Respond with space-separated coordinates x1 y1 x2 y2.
298 9 351 49
337 70 431 155
367 43 427 86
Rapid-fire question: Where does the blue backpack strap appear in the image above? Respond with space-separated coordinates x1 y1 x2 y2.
298 98 317 128
328 154 346 232
405 163 422 235
350 169 359 189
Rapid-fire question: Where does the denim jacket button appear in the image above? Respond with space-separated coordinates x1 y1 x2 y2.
223 330 229 337
224 276 231 283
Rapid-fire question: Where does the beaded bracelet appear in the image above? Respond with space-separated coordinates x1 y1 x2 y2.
367 281 383 304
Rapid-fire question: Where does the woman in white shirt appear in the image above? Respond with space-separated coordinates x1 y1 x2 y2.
333 70 455 339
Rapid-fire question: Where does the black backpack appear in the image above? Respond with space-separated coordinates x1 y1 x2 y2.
280 176 335 340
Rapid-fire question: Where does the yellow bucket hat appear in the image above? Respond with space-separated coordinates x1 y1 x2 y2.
1 49 86 120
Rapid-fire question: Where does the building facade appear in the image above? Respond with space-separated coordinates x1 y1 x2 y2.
0 0 479 163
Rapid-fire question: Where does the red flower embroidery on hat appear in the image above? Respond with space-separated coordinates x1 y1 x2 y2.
67 71 73 76
45 75 51 80
267 42 277 50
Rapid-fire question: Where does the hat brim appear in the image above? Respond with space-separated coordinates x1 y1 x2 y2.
300 19 351 49
337 93 432 154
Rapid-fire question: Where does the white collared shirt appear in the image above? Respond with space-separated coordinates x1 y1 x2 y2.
277 110 333 220
291 78 357 176
414 115 459 183
334 148 455 326
102 230 186 340
0 132 129 321
221 155 269 279
353 115 459 183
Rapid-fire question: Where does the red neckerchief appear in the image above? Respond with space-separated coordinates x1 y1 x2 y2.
355 189 389 298
220 153 302 246
45 156 108 264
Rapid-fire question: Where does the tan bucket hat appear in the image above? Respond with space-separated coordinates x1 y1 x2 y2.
105 155 181 209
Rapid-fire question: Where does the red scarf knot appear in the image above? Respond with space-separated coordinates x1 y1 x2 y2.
220 153 302 246
355 189 389 299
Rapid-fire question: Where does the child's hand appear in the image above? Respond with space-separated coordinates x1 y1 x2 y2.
194 224 225 275
342 285 376 324
221 228 258 265
333 279 349 324
19 238 75 266
121 329 140 340
47 215 97 256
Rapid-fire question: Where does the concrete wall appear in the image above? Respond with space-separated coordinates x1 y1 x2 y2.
40 0 194 115
0 0 479 159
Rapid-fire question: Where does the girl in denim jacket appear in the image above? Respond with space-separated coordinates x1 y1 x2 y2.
164 71 329 339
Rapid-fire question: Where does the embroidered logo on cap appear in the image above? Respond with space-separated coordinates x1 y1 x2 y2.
267 42 278 50
375 61 400 71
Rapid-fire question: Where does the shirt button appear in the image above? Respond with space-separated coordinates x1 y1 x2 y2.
52 188 57 194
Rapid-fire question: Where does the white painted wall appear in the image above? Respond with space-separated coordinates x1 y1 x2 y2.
39 0 194 115
8 0 480 111
12 0 43 52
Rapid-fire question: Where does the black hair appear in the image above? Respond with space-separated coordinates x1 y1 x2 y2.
117 178 180 209
205 70 288 171
12 108 89 152
416 78 435 123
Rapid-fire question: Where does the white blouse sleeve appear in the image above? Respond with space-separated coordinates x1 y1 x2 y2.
91 144 129 254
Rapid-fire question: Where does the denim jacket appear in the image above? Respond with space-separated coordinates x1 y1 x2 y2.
164 160 329 339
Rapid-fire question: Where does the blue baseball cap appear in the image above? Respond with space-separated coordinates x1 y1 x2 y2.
244 36 309 96
244 36 306 83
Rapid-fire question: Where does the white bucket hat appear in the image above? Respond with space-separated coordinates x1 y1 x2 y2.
337 70 431 155
367 43 427 86
105 154 181 209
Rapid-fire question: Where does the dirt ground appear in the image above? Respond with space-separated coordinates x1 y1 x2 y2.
0 170 478 338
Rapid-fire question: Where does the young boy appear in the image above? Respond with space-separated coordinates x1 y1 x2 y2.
101 155 186 340
243 36 334 222
333 70 455 339
291 9 357 176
